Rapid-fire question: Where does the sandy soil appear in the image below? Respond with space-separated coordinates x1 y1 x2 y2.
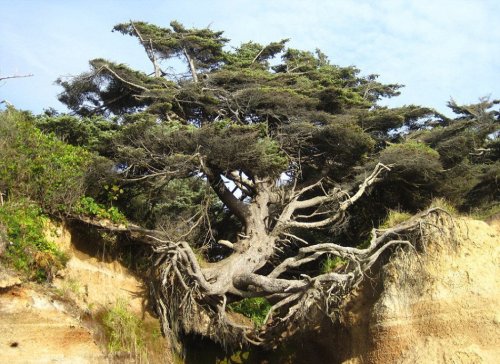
339 217 500 364
0 221 170 364
0 283 108 364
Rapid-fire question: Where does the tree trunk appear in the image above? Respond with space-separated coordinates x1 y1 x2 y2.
201 187 277 294
183 48 199 83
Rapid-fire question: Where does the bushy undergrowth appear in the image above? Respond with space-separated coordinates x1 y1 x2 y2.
229 297 271 327
320 255 348 273
380 209 413 229
99 300 166 362
0 108 91 213
428 197 459 216
73 196 127 224
102 300 145 355
0 202 67 281
470 203 500 221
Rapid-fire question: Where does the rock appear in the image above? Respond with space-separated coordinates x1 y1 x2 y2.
0 271 21 290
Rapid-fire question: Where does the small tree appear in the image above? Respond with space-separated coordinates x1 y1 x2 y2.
57 21 497 349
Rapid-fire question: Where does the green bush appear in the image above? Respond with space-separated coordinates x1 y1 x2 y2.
0 108 92 213
72 196 127 224
320 255 347 273
0 201 67 281
101 300 146 359
229 297 271 327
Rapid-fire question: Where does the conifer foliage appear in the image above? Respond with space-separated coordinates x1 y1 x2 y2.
56 21 499 349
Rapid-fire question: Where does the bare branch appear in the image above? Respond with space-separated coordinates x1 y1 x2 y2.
130 21 163 77
275 163 391 231
0 73 33 81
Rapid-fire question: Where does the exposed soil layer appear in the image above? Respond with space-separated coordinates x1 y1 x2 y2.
0 221 171 364
335 217 500 364
0 284 108 364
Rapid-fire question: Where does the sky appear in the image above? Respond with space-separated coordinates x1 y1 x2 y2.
1 0 499 116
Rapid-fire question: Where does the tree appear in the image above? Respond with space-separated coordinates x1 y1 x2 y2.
56 21 497 350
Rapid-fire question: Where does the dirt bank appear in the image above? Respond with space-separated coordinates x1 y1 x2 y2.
0 281 108 364
337 216 500 364
0 221 171 364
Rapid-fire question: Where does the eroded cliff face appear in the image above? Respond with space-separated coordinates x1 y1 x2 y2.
1 215 498 364
336 217 500 364
0 221 171 364
0 282 109 364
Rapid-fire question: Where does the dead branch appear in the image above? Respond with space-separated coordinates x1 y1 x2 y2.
0 73 33 81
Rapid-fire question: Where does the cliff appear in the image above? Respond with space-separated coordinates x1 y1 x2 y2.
330 216 500 363
0 214 498 363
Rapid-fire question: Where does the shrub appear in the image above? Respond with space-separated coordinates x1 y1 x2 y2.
229 297 271 327
0 108 91 213
101 300 146 360
0 201 67 281
72 196 127 224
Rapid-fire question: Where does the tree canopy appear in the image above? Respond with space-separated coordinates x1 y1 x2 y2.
49 20 500 350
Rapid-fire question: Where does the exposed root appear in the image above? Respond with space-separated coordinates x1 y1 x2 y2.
148 208 456 352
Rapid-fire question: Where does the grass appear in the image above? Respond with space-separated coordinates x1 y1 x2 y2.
321 255 347 273
380 209 413 229
229 297 272 327
427 197 458 216
101 300 146 360
55 278 83 300
98 300 167 363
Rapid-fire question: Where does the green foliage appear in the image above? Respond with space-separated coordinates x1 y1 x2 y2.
229 297 271 327
379 141 442 208
470 202 500 221
321 255 348 273
387 141 440 158
124 177 211 233
54 20 498 260
0 201 67 281
101 300 146 359
35 113 118 154
73 196 127 224
113 20 229 71
0 108 91 213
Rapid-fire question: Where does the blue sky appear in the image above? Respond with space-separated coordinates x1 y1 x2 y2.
1 0 499 116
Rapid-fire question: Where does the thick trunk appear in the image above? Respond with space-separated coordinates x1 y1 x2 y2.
201 185 276 295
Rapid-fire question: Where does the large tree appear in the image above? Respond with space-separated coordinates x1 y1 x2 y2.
56 21 497 349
